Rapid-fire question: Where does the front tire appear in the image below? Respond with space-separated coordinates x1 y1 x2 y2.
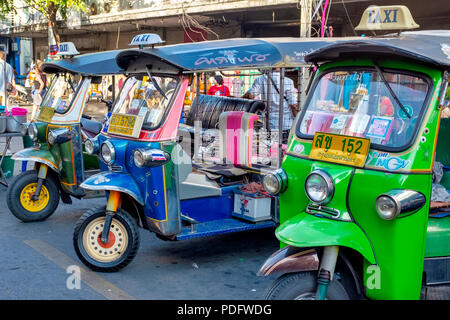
73 206 140 272
265 272 350 300
7 170 60 222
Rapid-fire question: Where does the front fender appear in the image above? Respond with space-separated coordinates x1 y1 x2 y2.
276 212 376 265
80 172 144 205
257 246 319 276
12 147 59 172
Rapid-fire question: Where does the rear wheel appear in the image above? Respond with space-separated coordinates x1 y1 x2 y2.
7 170 60 222
73 206 140 272
265 272 350 300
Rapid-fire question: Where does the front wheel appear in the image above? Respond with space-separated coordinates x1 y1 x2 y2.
7 170 60 222
73 206 140 272
265 272 350 300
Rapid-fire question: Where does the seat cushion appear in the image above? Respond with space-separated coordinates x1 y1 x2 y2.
186 95 264 129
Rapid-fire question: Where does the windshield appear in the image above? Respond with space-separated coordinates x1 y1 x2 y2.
112 76 178 130
41 74 80 114
297 69 430 150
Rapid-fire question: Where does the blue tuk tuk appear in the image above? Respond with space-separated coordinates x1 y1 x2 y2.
72 35 356 271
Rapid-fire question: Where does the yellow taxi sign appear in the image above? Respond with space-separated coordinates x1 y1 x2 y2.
355 5 419 31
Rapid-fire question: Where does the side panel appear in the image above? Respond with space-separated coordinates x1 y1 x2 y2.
349 170 431 300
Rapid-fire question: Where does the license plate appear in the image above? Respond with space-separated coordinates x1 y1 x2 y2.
309 132 370 168
107 113 143 138
37 106 55 122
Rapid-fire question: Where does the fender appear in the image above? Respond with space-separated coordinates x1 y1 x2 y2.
12 147 59 172
257 246 319 277
276 212 376 265
258 246 364 298
80 171 144 205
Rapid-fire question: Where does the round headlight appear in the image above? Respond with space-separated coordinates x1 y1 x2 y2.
85 138 99 155
133 149 145 167
263 169 288 195
27 123 38 141
375 195 399 220
100 141 115 165
263 174 281 195
305 170 334 204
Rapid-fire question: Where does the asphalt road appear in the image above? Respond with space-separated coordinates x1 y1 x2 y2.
0 183 280 300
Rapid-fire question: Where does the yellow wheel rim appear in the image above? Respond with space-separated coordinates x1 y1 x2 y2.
82 217 129 263
20 183 50 212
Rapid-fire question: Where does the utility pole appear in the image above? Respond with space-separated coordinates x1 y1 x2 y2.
299 0 312 111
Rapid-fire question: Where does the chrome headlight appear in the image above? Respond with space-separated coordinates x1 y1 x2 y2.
85 138 99 155
305 170 334 204
100 141 115 165
133 148 170 168
263 169 288 195
28 122 38 141
375 189 426 220
47 128 73 145
21 122 30 136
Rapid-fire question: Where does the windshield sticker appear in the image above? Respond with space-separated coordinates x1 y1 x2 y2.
348 114 371 134
441 43 450 59
330 114 349 130
194 52 270 66
367 151 410 171
366 117 392 139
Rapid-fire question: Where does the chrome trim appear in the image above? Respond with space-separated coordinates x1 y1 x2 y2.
375 189 426 220
305 169 334 205
100 140 115 165
85 137 99 155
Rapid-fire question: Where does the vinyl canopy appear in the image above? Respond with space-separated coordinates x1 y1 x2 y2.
41 49 124 76
116 37 363 73
305 30 450 69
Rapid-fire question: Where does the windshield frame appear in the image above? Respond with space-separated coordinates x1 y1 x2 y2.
295 66 433 153
40 73 84 115
110 74 180 132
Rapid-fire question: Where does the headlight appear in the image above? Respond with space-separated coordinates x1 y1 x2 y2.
100 141 115 165
263 169 288 195
375 189 426 220
28 123 38 141
305 170 334 204
47 128 72 145
133 148 170 168
375 195 398 220
21 122 30 135
85 138 99 155
48 130 56 144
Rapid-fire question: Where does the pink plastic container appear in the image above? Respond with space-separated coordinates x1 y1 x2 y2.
6 107 28 132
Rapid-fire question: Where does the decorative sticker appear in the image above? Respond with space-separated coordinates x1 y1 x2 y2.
366 151 410 171
329 114 349 130
441 43 450 59
366 116 392 139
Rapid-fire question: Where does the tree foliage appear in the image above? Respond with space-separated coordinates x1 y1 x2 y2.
0 0 86 43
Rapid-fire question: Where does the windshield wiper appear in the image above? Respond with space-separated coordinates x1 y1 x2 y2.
373 60 411 119
146 67 168 100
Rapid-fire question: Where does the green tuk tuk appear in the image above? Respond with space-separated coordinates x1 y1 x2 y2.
258 10 450 300
6 44 123 222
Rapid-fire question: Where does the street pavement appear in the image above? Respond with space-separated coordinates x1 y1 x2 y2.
0 185 280 300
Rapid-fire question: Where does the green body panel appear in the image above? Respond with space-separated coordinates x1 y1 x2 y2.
47 126 76 186
277 58 447 300
12 146 59 172
83 152 100 170
276 212 376 264
425 217 450 258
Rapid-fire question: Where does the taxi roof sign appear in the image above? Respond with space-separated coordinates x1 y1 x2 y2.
56 42 80 56
355 5 419 31
129 33 165 48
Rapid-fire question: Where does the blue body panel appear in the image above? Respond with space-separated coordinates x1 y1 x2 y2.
176 219 276 241
180 186 239 223
80 171 144 205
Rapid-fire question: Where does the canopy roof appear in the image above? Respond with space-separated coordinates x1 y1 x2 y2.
305 30 450 68
41 49 124 75
116 37 362 73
